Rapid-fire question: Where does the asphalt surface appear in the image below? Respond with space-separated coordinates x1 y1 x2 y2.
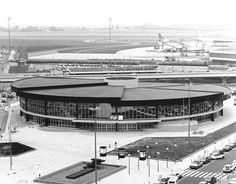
179 147 236 184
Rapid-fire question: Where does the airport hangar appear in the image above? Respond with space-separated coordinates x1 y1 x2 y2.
11 76 231 131
209 48 236 66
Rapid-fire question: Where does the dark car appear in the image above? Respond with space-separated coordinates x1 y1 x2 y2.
228 142 236 148
190 161 203 169
159 177 169 184
199 156 211 164
223 145 232 152
204 176 217 184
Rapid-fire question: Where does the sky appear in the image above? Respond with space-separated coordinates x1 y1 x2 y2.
0 0 236 28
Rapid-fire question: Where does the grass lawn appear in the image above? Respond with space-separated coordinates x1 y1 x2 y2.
0 142 35 156
109 122 236 161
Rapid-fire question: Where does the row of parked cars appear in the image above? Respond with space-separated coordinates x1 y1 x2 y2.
190 141 236 170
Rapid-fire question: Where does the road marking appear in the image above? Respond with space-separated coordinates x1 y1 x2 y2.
181 170 231 180
204 172 213 178
210 173 218 177
194 172 205 177
214 173 222 178
183 170 195 177
199 172 210 177
189 171 200 177
216 174 227 180
182 170 192 176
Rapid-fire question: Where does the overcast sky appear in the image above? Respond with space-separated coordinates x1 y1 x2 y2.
0 0 236 28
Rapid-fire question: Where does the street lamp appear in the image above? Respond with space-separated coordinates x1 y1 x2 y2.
174 144 177 163
128 154 131 174
8 17 11 51
89 106 101 184
146 145 149 165
166 147 169 168
188 79 191 139
156 152 160 172
148 156 151 177
137 150 140 170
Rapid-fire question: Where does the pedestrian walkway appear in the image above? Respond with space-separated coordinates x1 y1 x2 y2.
182 169 227 180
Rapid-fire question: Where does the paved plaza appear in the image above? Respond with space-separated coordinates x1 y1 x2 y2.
0 96 236 184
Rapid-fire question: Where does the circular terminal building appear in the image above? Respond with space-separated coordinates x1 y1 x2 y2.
11 76 230 131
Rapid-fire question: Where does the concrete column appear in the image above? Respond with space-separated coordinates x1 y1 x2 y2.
156 105 158 118
44 100 47 115
76 102 78 118
26 114 30 122
45 118 49 126
220 109 223 116
211 113 214 121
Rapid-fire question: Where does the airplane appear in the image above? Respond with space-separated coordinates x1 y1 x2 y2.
155 33 206 54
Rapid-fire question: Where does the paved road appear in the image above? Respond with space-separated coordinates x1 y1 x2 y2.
179 147 236 184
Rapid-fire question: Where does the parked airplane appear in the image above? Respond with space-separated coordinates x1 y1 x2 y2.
155 33 207 54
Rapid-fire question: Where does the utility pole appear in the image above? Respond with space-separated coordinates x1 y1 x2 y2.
109 17 112 43
8 17 11 51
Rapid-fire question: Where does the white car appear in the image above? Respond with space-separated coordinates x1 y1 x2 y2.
168 176 179 184
223 164 234 173
210 152 224 159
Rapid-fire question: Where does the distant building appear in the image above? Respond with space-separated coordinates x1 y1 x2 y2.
209 47 236 66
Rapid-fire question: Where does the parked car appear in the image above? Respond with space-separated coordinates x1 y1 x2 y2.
210 152 224 160
223 164 234 173
159 177 169 184
223 145 232 152
214 149 224 154
199 156 211 164
167 176 179 184
228 142 236 148
169 173 183 180
204 176 217 184
189 160 203 169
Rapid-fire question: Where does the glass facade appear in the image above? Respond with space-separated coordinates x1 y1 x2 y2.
47 101 76 117
20 97 26 110
19 96 223 131
27 98 45 114
117 106 156 119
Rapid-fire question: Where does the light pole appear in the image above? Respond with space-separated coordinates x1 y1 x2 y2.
109 17 112 43
174 144 177 163
137 150 140 170
146 145 149 165
156 152 160 172
128 154 131 174
89 106 101 184
188 79 191 138
148 156 151 177
8 17 11 51
166 147 169 168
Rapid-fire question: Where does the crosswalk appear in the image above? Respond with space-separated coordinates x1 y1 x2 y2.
182 170 228 180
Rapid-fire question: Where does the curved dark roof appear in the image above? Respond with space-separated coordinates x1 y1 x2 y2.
11 77 231 102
